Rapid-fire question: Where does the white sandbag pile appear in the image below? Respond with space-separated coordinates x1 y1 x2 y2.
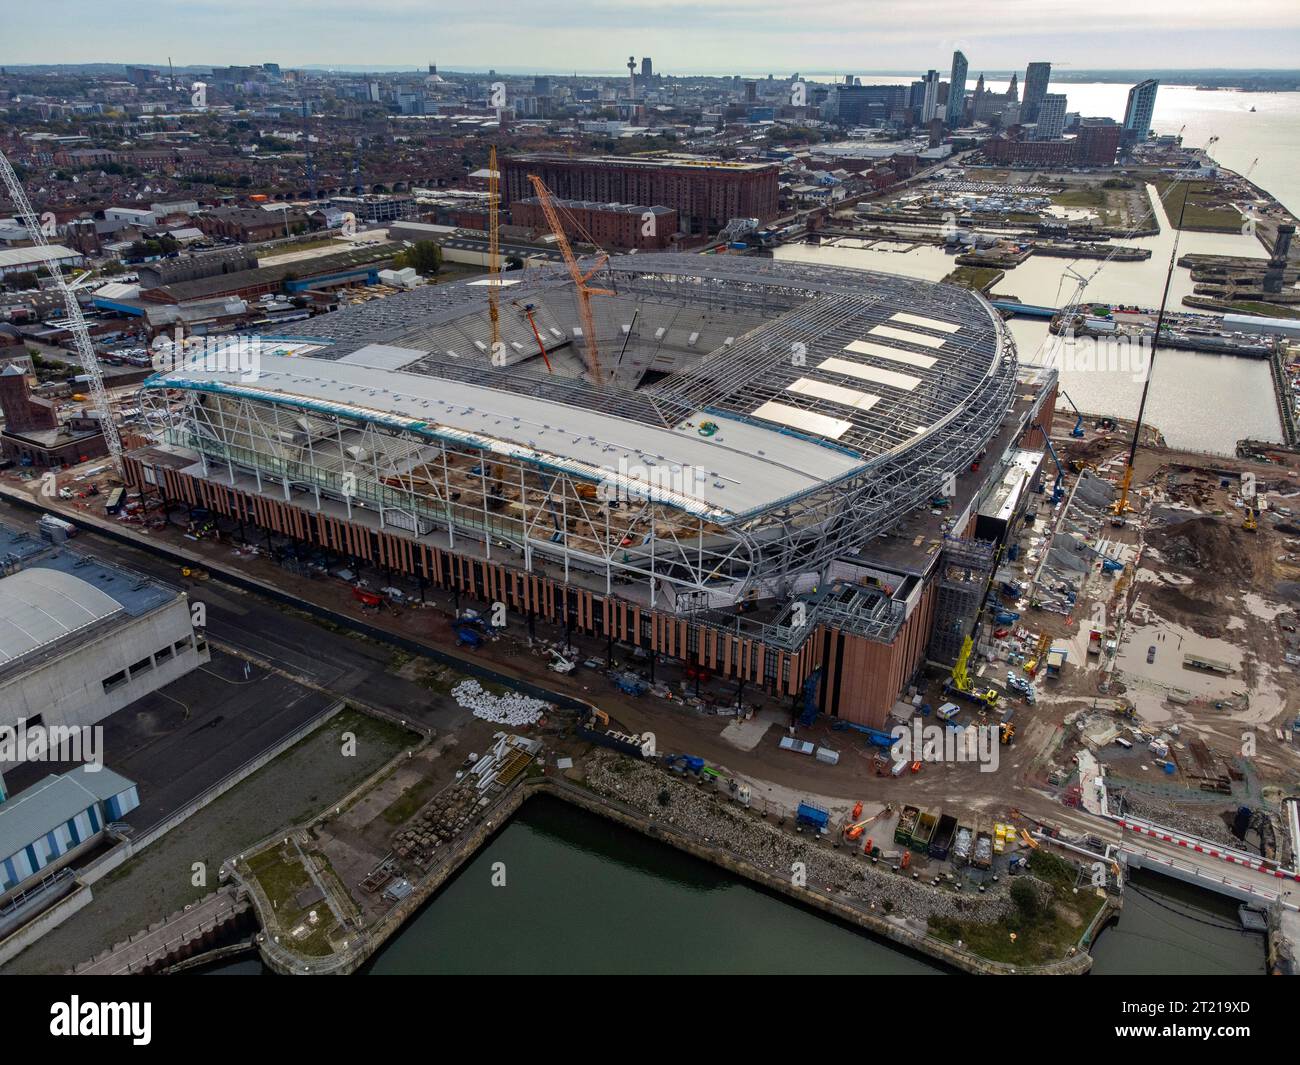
451 679 550 725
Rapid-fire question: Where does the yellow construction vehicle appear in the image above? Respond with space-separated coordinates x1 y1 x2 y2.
947 635 1001 711
1244 506 1258 532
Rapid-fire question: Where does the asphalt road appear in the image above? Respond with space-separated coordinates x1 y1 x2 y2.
0 500 474 736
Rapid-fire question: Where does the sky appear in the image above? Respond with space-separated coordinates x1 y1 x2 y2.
6 0 1300 73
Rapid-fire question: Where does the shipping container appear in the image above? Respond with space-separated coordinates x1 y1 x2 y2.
796 801 830 832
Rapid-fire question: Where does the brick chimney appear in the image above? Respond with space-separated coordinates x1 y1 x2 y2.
0 363 58 435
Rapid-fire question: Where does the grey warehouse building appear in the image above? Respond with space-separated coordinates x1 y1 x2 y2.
0 523 209 736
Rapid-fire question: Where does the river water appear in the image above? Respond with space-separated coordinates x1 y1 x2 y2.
202 797 1267 975
771 85 1297 454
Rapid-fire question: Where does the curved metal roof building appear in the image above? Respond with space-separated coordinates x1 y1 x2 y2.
143 256 1017 618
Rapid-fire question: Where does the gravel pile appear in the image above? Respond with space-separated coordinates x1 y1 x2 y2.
587 755 1012 925
451 679 550 725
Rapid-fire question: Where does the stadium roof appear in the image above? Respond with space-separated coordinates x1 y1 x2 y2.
151 354 863 520
146 254 1009 521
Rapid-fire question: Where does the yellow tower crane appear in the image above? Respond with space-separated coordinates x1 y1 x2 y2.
526 173 613 383
487 146 502 364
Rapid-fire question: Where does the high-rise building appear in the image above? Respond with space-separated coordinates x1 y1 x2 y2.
921 69 941 123
1022 62 1051 122
945 50 968 128
641 57 653 79
1032 93 1067 140
908 79 926 117
828 84 908 125
1122 79 1159 146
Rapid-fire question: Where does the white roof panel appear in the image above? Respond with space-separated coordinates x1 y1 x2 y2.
785 377 880 411
817 357 921 392
750 401 852 440
868 324 946 349
337 344 427 371
891 311 961 334
842 340 937 369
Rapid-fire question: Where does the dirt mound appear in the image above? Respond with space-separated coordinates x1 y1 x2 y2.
1146 585 1222 628
1149 515 1254 586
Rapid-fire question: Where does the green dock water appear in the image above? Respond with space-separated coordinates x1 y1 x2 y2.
202 796 1266 975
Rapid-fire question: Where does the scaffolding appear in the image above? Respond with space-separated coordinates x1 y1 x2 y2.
928 537 998 666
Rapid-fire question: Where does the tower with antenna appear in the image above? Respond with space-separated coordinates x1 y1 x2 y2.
627 56 637 102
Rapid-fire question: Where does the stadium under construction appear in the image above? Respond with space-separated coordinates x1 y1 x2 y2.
129 254 1058 727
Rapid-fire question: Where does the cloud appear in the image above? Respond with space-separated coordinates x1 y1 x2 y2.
5 0 1300 69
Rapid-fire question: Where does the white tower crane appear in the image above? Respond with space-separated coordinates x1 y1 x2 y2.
0 148 124 476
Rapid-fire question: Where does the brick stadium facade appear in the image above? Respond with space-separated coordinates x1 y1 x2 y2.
124 448 946 725
501 155 779 236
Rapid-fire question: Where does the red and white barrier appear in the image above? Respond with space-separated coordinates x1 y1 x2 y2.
1113 816 1300 881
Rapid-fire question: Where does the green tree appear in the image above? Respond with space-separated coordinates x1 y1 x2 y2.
397 241 442 276
1010 879 1040 919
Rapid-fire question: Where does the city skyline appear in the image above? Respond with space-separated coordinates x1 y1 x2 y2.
5 0 1300 70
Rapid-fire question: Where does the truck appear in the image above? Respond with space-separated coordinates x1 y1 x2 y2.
972 822 994 869
930 814 958 860
796 800 830 833
952 822 975 865
1045 647 1067 678
911 808 938 853
894 804 920 846
1088 629 1102 656
37 514 77 543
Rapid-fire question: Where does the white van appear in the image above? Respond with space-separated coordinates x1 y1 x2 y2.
937 702 961 722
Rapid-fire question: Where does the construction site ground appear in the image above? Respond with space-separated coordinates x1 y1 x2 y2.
6 411 1300 866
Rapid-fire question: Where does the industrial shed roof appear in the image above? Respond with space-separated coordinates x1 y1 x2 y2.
0 568 124 668
0 766 137 862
